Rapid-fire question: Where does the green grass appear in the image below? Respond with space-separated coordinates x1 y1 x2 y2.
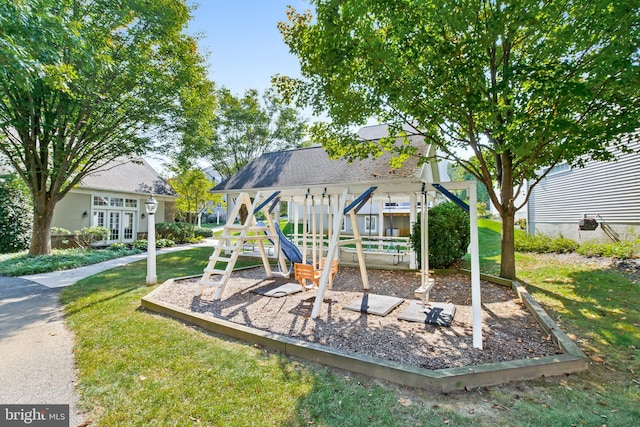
5 221 638 425
0 247 142 276
60 248 459 426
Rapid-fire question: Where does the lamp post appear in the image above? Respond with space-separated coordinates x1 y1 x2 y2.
145 194 158 285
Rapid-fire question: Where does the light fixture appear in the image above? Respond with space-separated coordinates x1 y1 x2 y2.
145 195 158 214
82 211 88 218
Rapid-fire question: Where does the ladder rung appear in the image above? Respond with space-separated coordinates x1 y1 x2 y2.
198 280 223 288
204 268 227 275
249 225 270 232
244 235 274 241
214 245 237 251
215 256 232 262
225 224 245 230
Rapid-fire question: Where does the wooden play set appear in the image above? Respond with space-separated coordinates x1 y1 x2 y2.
194 181 484 349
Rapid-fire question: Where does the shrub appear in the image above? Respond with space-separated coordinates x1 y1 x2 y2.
0 175 33 253
410 202 470 269
515 218 527 230
74 226 110 248
108 242 128 251
156 238 175 248
577 241 634 259
156 222 194 243
133 240 148 251
194 227 213 238
515 232 578 254
50 227 71 235
133 238 175 250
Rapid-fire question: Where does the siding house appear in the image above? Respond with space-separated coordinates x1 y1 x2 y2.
527 138 640 243
51 158 177 245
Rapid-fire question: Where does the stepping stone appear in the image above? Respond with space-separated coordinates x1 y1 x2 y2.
343 293 404 316
398 301 456 326
251 283 302 298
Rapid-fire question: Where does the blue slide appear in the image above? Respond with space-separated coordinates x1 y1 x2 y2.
258 222 304 264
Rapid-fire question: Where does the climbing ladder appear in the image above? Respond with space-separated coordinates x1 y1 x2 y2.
195 192 279 299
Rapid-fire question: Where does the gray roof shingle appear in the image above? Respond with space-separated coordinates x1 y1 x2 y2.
214 124 429 192
78 158 176 197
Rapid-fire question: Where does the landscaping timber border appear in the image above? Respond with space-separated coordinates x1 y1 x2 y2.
141 271 588 393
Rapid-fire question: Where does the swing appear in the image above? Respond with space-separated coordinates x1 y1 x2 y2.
386 194 396 253
294 190 339 289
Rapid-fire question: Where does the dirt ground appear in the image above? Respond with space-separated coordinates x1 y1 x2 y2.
151 266 560 370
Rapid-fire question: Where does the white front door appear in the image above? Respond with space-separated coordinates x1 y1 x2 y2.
93 210 136 243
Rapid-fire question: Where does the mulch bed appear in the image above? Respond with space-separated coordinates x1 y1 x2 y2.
150 266 560 370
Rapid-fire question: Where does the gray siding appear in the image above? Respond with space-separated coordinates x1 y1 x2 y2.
529 139 640 242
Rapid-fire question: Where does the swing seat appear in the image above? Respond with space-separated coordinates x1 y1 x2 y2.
294 259 339 289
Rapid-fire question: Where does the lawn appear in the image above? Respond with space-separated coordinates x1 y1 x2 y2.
57 224 640 426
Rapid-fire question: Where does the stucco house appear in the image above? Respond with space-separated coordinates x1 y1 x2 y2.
51 158 177 245
527 137 640 243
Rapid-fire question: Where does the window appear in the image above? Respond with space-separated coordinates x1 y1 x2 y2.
547 163 570 175
125 198 137 208
93 196 108 206
110 197 124 207
364 216 377 233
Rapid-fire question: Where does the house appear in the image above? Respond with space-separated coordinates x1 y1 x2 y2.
527 138 640 243
51 157 177 245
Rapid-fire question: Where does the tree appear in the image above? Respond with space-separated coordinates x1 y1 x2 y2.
0 0 213 254
276 0 640 278
168 168 222 224
0 174 33 253
207 87 307 179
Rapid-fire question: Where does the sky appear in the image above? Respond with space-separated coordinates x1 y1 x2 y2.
187 0 312 96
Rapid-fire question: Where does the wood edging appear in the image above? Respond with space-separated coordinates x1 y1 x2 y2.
141 272 588 393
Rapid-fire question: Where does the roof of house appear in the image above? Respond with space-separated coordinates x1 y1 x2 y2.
78 157 177 197
214 124 441 194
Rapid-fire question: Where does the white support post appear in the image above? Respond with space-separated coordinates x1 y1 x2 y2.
468 182 482 349
409 192 417 269
311 189 348 318
378 199 384 251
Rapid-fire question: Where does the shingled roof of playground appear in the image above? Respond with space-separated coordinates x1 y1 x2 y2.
213 125 438 192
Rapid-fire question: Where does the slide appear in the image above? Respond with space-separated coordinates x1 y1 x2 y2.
258 222 304 264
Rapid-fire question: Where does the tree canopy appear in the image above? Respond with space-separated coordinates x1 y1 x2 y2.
168 168 222 225
0 0 213 254
276 0 640 278
205 87 308 179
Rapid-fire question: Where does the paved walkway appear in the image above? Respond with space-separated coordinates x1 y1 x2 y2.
0 239 216 426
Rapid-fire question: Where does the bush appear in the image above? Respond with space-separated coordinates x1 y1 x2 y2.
133 238 175 250
410 202 470 269
156 222 194 243
577 241 634 259
515 232 578 254
108 242 128 251
194 227 213 238
133 240 148 251
50 227 71 235
0 175 33 253
74 226 110 248
156 238 175 248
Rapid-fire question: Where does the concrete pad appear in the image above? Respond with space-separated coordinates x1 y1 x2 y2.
343 293 404 316
399 301 456 326
251 282 302 298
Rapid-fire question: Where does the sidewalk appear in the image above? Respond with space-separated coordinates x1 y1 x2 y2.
0 239 216 426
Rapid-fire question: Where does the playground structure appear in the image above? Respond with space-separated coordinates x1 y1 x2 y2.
195 180 484 349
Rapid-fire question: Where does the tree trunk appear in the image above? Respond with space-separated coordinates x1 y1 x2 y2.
29 198 55 255
500 209 517 279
